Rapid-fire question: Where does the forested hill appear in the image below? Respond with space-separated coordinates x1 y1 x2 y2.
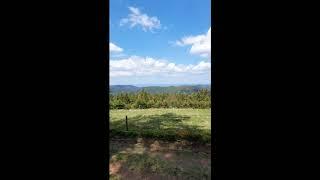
109 85 141 93
110 85 210 94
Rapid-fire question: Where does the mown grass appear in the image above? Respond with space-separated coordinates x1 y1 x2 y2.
109 138 211 179
110 108 211 143
110 152 210 180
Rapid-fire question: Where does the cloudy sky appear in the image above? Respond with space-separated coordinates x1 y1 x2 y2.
110 0 211 85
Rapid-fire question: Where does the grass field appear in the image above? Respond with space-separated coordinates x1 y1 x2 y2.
109 137 211 180
110 108 211 143
109 108 212 179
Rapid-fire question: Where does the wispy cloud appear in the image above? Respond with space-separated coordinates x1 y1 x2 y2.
110 42 123 53
174 28 211 58
110 56 210 77
120 7 161 32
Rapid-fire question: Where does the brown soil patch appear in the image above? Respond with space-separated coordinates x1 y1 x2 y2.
109 162 122 175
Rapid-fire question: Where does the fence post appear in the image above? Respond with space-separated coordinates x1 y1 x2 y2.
125 115 128 131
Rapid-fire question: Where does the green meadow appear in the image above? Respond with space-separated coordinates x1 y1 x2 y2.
110 108 211 143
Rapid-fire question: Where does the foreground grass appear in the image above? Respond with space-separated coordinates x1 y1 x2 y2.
109 137 211 180
110 108 211 143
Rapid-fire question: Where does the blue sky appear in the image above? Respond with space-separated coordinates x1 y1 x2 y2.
110 0 211 85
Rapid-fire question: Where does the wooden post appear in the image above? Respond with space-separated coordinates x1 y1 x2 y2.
125 115 128 131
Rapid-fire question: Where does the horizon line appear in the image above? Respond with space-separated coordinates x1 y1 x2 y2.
110 83 211 87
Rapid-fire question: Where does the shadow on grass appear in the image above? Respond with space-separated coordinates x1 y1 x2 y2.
108 137 211 180
110 113 211 143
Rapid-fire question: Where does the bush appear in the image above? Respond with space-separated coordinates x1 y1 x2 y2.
113 100 126 109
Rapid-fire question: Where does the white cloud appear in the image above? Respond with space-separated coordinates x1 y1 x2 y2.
120 7 161 32
110 53 127 58
175 27 211 58
110 42 123 53
110 71 133 77
110 56 210 77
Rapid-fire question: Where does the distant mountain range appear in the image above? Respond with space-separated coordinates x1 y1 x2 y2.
110 84 210 94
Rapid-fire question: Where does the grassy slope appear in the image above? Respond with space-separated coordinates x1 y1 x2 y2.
110 108 211 143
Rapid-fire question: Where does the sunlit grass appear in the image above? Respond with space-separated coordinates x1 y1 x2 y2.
110 108 211 143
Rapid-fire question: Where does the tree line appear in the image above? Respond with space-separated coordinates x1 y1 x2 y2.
109 89 211 109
